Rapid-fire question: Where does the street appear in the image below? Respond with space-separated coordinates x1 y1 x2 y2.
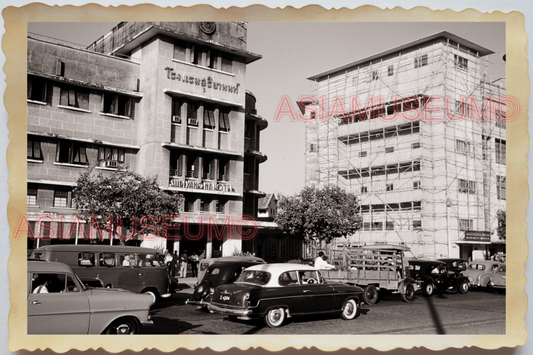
142 288 505 335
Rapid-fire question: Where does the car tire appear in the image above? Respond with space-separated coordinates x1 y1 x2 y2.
341 299 358 320
362 285 379 305
264 307 286 328
424 282 434 297
401 283 416 303
104 317 138 335
458 280 469 294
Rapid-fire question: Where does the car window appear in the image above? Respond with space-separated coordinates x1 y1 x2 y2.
236 270 271 285
121 253 137 267
31 273 67 293
138 254 162 267
499 266 506 272
99 253 116 267
278 271 299 286
298 270 319 284
79 252 95 267
207 268 220 275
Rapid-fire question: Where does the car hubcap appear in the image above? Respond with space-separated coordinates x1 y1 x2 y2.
116 324 131 334
270 310 281 323
345 302 354 315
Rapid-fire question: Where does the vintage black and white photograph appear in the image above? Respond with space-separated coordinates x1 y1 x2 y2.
23 20 510 337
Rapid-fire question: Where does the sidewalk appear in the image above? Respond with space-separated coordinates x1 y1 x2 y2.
170 276 198 294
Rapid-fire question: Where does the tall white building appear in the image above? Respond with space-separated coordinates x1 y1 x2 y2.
304 31 506 259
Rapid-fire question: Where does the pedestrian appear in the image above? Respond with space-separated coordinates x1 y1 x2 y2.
314 251 335 270
170 251 178 277
180 250 188 278
189 252 199 278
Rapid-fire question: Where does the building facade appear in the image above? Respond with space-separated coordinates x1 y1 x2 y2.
27 22 267 258
303 32 506 259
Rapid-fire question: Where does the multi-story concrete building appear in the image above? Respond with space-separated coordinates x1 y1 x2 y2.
27 22 267 258
303 31 506 259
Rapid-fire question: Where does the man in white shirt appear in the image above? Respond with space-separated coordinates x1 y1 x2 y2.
314 251 335 270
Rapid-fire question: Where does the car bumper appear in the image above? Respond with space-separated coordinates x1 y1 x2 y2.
207 303 253 316
141 319 154 326
186 298 208 307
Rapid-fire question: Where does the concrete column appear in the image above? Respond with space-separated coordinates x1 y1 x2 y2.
206 240 213 259
173 241 180 254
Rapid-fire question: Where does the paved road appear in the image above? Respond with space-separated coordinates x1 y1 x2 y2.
142 288 505 335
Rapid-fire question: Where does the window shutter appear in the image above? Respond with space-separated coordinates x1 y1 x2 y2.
219 112 226 130
125 97 132 117
193 157 199 178
223 112 230 130
177 155 183 176
203 108 210 126
98 147 105 160
209 159 216 180
55 59 64 76
111 95 119 115
208 110 215 128
224 160 230 181
78 91 89 110
27 77 33 99
118 149 125 163
79 147 87 163
68 89 76 107
100 93 105 112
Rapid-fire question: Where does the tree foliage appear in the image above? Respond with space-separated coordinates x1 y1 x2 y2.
497 209 506 240
274 185 362 244
73 169 183 240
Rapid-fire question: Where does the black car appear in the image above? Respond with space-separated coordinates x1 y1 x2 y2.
186 260 262 308
408 259 470 296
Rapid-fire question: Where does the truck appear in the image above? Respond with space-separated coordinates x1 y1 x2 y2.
318 244 418 305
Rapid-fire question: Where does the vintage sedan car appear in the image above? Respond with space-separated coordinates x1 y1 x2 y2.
408 259 470 296
28 260 154 334
463 260 506 289
207 263 364 328
437 258 469 275
186 260 263 308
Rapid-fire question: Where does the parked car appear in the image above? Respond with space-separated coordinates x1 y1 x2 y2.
30 245 171 302
463 260 506 290
208 263 364 328
437 258 469 275
408 259 470 296
28 260 154 334
186 260 264 308
197 255 266 281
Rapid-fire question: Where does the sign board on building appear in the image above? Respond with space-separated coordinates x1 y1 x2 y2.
464 230 491 242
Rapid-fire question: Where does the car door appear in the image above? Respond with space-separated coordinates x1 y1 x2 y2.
275 270 305 314
299 270 335 313
28 272 90 334
430 264 449 292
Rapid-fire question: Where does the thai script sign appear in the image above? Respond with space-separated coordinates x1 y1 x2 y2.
464 231 491 242
169 178 235 192
164 67 240 94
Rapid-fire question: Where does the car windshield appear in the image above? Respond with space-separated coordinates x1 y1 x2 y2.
235 270 271 285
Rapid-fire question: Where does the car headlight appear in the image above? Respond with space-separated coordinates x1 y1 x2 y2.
243 292 250 307
197 285 204 293
209 288 214 295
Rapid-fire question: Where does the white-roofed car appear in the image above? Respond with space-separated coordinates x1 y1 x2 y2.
207 263 364 328
463 260 506 291
28 260 154 334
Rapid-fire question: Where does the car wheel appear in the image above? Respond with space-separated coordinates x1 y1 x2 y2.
143 289 158 303
104 317 138 335
458 280 469 294
424 282 434 297
401 283 416 303
264 307 286 328
362 285 378 305
341 299 358 320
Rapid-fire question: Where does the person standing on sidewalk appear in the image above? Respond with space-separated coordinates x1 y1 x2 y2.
180 250 188 278
170 251 179 277
189 252 199 278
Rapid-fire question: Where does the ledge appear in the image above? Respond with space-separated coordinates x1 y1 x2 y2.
171 59 236 77
57 105 92 114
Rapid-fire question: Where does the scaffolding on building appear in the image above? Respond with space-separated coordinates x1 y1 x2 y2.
307 39 506 258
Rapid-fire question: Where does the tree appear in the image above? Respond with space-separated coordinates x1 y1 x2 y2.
274 185 362 245
73 169 183 243
497 210 506 240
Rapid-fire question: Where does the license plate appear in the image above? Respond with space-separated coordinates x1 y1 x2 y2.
220 295 230 301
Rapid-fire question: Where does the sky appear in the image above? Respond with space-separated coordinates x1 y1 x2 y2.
27 21 506 196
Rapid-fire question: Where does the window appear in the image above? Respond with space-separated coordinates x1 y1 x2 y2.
454 100 470 117
245 122 252 138
78 253 96 267
386 221 394 231
184 196 195 212
454 54 468 70
172 98 182 123
361 186 368 194
215 199 226 214
203 106 216 129
495 139 506 165
279 271 299 286
186 155 200 178
60 84 89 110
458 179 477 194
386 184 394 191
371 70 379 81
101 92 133 118
27 138 43 160
413 181 421 190
495 105 506 128
309 143 317 153
98 146 125 168
54 186 70 208
27 183 38 205
203 156 216 180
414 54 428 68
187 101 198 126
385 147 394 153
219 109 231 132
359 151 367 157
362 222 371 231
174 39 193 63
413 220 422 230
455 139 470 154
387 65 394 76
56 141 88 165
27 76 48 102
201 199 211 212
100 253 116 267
412 142 420 149
221 52 233 73
218 158 230 181
459 219 473 231
497 175 506 200
371 222 383 231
